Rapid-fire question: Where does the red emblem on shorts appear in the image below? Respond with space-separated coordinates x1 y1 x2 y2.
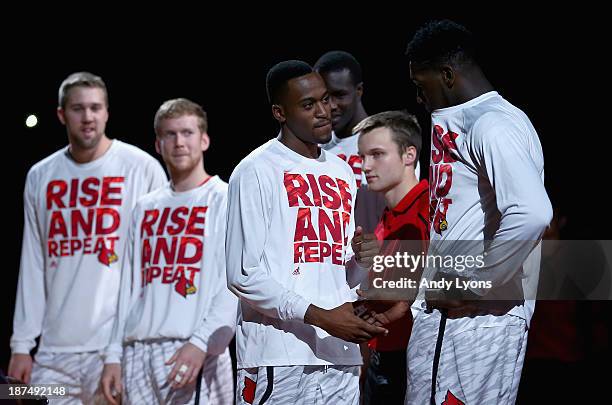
242 377 256 404
441 389 465 405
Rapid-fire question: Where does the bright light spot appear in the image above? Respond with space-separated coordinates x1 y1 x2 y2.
26 115 38 128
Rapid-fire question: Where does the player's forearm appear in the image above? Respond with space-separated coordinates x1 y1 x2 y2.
226 221 310 320
228 272 311 321
104 269 134 365
190 287 238 355
346 256 369 288
475 185 552 291
11 267 45 353
11 308 43 354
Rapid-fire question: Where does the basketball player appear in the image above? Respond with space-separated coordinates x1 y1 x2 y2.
404 20 553 404
9 72 167 404
226 60 387 405
100 98 236 405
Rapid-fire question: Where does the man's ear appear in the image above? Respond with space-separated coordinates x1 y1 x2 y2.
272 104 286 124
155 137 161 155
356 82 364 98
201 132 210 152
57 107 66 125
403 146 417 167
440 65 456 89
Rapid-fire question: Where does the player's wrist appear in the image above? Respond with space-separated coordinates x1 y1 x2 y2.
304 304 327 329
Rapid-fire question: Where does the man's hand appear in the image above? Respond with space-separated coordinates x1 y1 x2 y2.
355 289 411 326
424 285 479 311
304 302 388 343
166 342 207 389
351 226 380 268
8 353 32 384
101 363 122 405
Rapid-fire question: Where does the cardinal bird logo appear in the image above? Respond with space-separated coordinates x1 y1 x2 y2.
242 377 256 404
174 274 197 298
97 245 118 266
433 209 449 235
441 390 465 405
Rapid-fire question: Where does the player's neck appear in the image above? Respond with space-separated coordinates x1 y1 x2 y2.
384 172 419 209
453 71 495 106
278 129 320 159
68 135 112 164
170 165 210 192
336 104 368 139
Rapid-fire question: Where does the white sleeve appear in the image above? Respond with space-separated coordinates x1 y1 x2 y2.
146 158 168 191
190 194 238 356
11 172 45 354
343 179 369 288
346 258 369 289
225 167 311 322
104 208 140 364
469 115 553 294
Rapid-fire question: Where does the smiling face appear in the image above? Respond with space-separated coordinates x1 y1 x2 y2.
57 86 109 151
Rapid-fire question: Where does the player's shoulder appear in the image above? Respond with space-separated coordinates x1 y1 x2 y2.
134 184 170 209
324 148 351 165
323 149 357 183
112 140 166 181
27 147 68 179
112 139 159 164
321 131 358 152
468 94 532 135
207 175 229 200
229 139 279 181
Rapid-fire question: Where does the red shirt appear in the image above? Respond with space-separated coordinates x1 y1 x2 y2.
369 179 429 352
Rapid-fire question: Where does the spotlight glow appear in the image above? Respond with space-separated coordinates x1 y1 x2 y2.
26 115 38 128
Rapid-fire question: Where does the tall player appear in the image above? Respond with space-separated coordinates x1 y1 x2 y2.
101 98 237 404
226 60 387 405
404 20 552 404
8 72 167 403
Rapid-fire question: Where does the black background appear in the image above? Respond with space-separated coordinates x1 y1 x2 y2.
2 9 606 401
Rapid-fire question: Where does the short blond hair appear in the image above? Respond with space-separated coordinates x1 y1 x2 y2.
58 72 108 108
354 110 422 167
154 98 208 136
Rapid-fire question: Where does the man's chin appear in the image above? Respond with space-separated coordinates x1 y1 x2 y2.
313 129 332 144
73 136 101 150
366 182 384 192
318 133 332 144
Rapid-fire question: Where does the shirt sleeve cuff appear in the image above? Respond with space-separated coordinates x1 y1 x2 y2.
291 297 311 322
10 341 34 355
188 335 209 354
103 345 123 364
